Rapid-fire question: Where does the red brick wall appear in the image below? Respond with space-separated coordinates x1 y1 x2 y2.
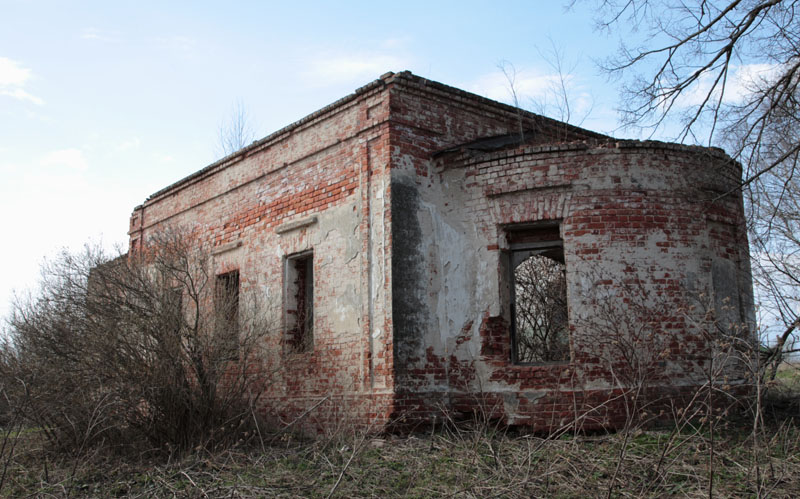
129 77 398 430
391 135 752 430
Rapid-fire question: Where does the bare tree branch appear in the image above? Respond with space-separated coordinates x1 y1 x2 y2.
216 99 257 159
582 0 800 366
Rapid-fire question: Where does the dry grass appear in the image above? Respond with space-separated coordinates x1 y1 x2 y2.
1 366 798 497
0 412 797 498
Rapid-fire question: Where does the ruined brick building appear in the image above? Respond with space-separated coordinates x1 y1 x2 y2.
128 71 754 430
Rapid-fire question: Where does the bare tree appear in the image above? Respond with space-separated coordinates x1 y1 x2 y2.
1 231 275 453
578 0 800 372
749 145 800 377
215 99 257 158
499 44 594 144
498 60 527 140
533 38 595 127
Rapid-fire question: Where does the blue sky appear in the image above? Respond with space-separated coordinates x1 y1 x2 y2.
0 0 633 321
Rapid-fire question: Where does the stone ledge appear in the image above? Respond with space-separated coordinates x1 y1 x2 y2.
211 240 243 255
276 215 318 234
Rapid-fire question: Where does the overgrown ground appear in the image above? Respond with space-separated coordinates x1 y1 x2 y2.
2 419 798 497
2 369 799 498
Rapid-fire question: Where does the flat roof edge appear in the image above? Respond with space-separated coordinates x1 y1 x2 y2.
142 73 394 205
138 71 608 208
388 71 607 142
439 138 736 167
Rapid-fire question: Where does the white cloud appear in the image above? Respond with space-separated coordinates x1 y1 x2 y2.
305 51 411 85
0 57 31 86
467 68 558 104
466 67 597 127
116 137 141 151
677 63 781 108
0 57 44 105
40 148 89 171
0 161 21 175
0 88 44 105
379 37 412 50
0 174 126 324
155 153 175 163
728 63 781 101
80 27 122 43
155 35 196 54
0 145 139 322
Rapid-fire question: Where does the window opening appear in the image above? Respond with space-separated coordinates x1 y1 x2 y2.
285 252 314 352
508 224 570 364
215 270 240 358
165 287 183 335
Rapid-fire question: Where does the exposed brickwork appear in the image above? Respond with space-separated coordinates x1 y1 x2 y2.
128 72 753 432
391 132 753 429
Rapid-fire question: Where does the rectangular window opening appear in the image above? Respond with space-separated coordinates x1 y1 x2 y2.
285 252 314 352
215 270 240 359
165 286 183 335
507 223 570 364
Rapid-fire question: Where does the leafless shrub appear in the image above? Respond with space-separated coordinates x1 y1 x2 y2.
574 273 673 415
1 230 275 454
